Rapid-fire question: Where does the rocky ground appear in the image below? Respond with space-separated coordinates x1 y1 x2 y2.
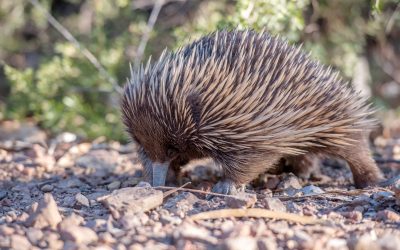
0 121 399 250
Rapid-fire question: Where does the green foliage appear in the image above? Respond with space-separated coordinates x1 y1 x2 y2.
1 0 399 140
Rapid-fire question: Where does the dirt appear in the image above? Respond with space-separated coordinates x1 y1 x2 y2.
0 121 399 250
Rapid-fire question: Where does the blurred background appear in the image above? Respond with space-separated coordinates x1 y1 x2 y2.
0 0 399 141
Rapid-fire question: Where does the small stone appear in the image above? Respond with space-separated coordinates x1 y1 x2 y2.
0 190 7 200
76 149 119 175
10 235 32 250
26 228 43 245
40 184 54 192
301 185 324 195
377 233 400 250
0 225 14 235
75 193 90 207
223 236 258 250
58 213 85 228
163 192 200 215
351 233 380 250
101 186 163 219
257 238 277 250
225 192 257 208
277 174 302 190
121 178 141 188
292 231 312 249
340 211 363 222
25 193 62 229
136 181 151 188
119 213 149 229
174 223 218 245
59 225 98 244
326 238 348 250
375 210 400 222
262 198 286 212
107 181 121 190
372 191 393 201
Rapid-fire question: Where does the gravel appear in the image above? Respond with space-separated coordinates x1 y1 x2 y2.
0 122 399 249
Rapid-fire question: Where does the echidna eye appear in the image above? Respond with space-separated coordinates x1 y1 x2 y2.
166 147 178 158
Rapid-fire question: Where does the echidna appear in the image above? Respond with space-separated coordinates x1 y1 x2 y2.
121 29 383 194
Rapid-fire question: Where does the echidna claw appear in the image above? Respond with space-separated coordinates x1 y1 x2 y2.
207 179 238 199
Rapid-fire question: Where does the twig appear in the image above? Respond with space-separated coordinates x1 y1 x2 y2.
162 182 192 198
385 3 400 34
155 186 237 198
28 0 123 95
190 208 325 224
134 0 165 67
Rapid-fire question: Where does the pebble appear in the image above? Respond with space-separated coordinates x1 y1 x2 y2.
277 174 302 190
25 193 62 229
26 228 44 245
0 190 7 200
101 186 163 219
108 181 121 190
173 223 218 245
40 184 54 192
326 238 348 250
59 225 98 244
340 211 363 222
222 236 258 250
301 185 324 195
225 192 257 208
163 192 200 215
10 235 32 250
257 238 277 250
375 210 400 222
75 193 90 207
262 197 287 212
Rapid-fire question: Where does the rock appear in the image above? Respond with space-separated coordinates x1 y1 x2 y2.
26 228 43 245
340 211 363 222
292 231 312 249
0 190 7 200
40 184 54 192
101 187 163 219
375 210 400 222
326 238 348 250
257 238 277 250
351 233 380 250
121 178 141 188
59 225 98 245
163 192 200 216
301 185 324 195
25 193 62 229
107 181 121 190
262 197 286 212
372 191 393 201
119 213 149 229
75 193 90 207
393 181 400 206
76 149 119 175
377 233 400 250
222 236 258 250
225 192 257 208
10 235 32 250
173 223 218 245
59 213 85 228
277 174 302 190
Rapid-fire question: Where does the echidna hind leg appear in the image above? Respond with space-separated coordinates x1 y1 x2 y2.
334 139 383 188
284 154 321 179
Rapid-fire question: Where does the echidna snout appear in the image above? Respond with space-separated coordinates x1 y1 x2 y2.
121 29 384 194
